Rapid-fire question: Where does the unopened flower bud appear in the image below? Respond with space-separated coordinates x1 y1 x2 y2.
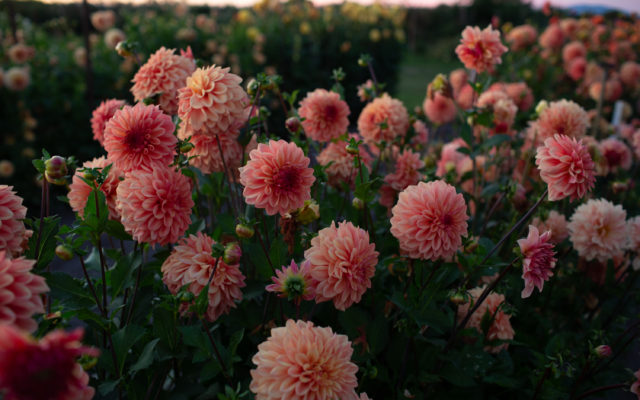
594 345 612 358
285 116 301 133
535 100 549 115
247 79 259 96
55 244 74 261
345 143 359 155
45 156 67 184
115 41 132 57
235 223 255 239
179 141 194 153
611 180 629 194
449 291 466 305
295 200 320 225
177 290 195 303
45 311 62 320
352 197 365 210
223 242 242 264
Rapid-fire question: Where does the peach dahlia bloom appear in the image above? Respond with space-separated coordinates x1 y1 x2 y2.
532 210 569 244
90 10 115 31
390 181 468 261
104 28 125 49
436 138 471 178
568 199 628 262
162 232 245 322
384 149 425 192
3 67 30 91
357 94 409 144
240 140 315 216
131 47 196 115
68 157 123 221
535 134 595 202
178 125 243 176
250 320 359 400
305 221 378 311
298 89 350 142
178 66 249 137
518 225 557 298
0 186 31 258
266 259 317 302
116 167 193 246
0 251 49 332
8 43 35 64
566 57 587 81
457 287 514 353
90 99 125 146
455 25 508 73
423 92 457 125
506 24 538 51
104 103 176 173
316 135 372 188
535 100 589 141
0 326 98 400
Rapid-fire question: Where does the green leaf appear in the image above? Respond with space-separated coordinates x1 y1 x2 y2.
482 134 511 150
105 220 132 240
83 189 109 233
44 272 95 309
26 215 61 270
98 380 121 396
130 338 160 375
112 325 146 374
110 251 142 298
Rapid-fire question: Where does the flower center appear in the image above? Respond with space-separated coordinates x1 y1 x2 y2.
124 128 149 152
441 213 453 227
604 149 621 167
284 275 306 300
324 104 337 122
274 166 299 192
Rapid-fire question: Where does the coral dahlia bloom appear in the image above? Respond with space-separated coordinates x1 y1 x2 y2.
178 66 249 137
131 47 196 115
0 326 98 400
423 92 457 125
0 186 31 258
316 135 372 188
104 28 125 49
0 251 48 332
116 167 193 246
562 41 587 64
298 89 350 142
250 319 359 400
539 24 565 49
566 57 587 81
68 157 123 221
455 25 508 73
305 221 378 311
506 24 538 51
266 260 317 302
161 232 246 321
598 138 632 175
518 225 557 298
104 103 176 173
568 199 628 262
449 69 468 93
535 134 596 201
178 126 243 176
357 94 409 144
240 140 315 216
90 99 125 146
390 181 468 261
384 149 425 192
457 287 514 353
436 138 471 178
535 100 589 141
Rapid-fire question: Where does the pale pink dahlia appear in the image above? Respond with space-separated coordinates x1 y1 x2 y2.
455 25 508 73
566 57 587 81
178 125 243 176
131 47 196 115
298 89 350 142
436 138 471 178
535 134 595 202
68 157 123 221
535 100 589 141
90 99 125 146
0 251 48 332
598 138 632 175
266 260 317 302
0 326 98 400
240 140 315 216
568 199 628 262
316 135 372 188
532 210 569 243
518 225 557 298
562 41 587 64
411 120 429 145
506 24 538 51
161 232 245 321
116 167 193 246
423 92 457 125
178 66 249 137
390 181 468 261
103 103 176 173
305 221 378 311
250 319 359 400
628 216 640 253
539 23 565 49
0 186 31 258
457 287 514 353
90 10 115 31
449 69 469 93
357 94 409 144
384 149 425 192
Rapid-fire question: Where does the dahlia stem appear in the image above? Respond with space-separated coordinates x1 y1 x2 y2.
200 318 230 382
78 254 106 317
34 180 49 262
480 192 506 236
94 189 109 315
367 62 380 96
215 134 240 219
126 248 145 325
573 383 626 400
590 67 607 139
255 229 276 275
532 366 551 400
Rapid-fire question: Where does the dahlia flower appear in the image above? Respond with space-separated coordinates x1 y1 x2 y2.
162 232 246 321
298 89 350 142
628 217 640 253
449 69 468 93
90 99 125 146
620 61 640 89
436 138 471 178
68 157 123 221
250 320 359 400
116 167 194 246
532 210 569 243
104 28 125 49
566 57 587 81
598 138 632 175
631 370 640 399
390 181 468 261
569 199 628 262
316 135 372 188
178 125 243 176
562 41 587 64
3 67 30 91
266 260 317 302
539 24 564 49
90 10 115 31
240 140 315 216
305 221 378 311
534 100 589 141
131 47 196 115
0 326 98 400
455 25 508 73
518 225 557 298
506 24 538 51
103 103 176 173
384 149 425 192
423 92 457 125
411 120 429 145
0 185 31 258
357 94 409 144
535 134 595 202
8 43 35 64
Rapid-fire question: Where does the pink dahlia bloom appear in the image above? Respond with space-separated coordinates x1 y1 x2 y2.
178 66 249 137
162 232 246 322
493 82 534 111
588 79 623 102
631 370 640 399
104 103 176 173
457 286 515 353
305 221 378 311
0 186 32 258
0 251 48 332
628 216 640 253
423 92 457 125
566 57 587 81
535 100 589 141
539 23 565 49
116 167 193 246
8 44 35 64
0 326 98 400
535 134 596 202
568 199 628 262
411 120 430 146
436 138 471 178
316 135 372 188
633 131 640 159
240 140 315 216
477 91 518 134
131 47 195 115
357 94 409 144
518 225 557 298
3 67 30 91
532 210 569 243
68 156 123 221
454 84 475 110
449 68 468 93
390 181 468 261
506 24 538 51
298 89 350 142
620 61 640 89
250 319 359 400
178 125 243 176
562 41 587 64
384 149 425 192
455 25 508 73
90 10 115 31
90 99 125 146
598 138 632 175
266 259 317 302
